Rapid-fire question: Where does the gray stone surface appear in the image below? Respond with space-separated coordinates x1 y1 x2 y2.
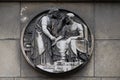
75 78 101 80
15 78 101 80
1 0 120 2
57 0 93 1
95 3 120 39
0 40 20 77
0 2 119 80
20 3 57 30
21 54 46 77
20 3 94 77
0 78 14 80
54 3 94 31
102 78 120 80
0 3 20 39
72 55 94 76
21 0 58 1
21 52 94 77
21 3 94 33
95 40 120 77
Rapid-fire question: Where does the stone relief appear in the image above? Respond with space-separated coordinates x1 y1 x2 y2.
21 8 94 73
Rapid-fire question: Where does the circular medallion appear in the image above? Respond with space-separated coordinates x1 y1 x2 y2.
21 8 94 74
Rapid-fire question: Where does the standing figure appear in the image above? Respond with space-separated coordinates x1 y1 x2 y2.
35 8 64 65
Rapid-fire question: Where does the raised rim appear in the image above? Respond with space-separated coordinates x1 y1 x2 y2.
20 9 94 74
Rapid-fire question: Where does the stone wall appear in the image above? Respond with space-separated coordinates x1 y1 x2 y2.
0 2 120 80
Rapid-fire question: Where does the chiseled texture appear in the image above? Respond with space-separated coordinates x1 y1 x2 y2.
20 3 94 77
0 2 119 80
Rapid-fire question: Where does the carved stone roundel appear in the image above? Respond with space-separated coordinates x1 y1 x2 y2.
21 9 94 74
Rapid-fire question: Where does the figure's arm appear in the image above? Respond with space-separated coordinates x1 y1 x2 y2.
66 23 84 44
52 36 63 46
56 36 63 41
66 36 78 45
42 25 55 40
41 16 55 40
77 23 84 38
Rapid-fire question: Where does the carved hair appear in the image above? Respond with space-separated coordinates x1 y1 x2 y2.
66 13 75 18
48 8 59 14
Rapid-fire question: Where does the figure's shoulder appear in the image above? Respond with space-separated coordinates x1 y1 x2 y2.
41 15 50 23
41 15 49 20
74 22 83 30
74 22 82 26
41 15 50 25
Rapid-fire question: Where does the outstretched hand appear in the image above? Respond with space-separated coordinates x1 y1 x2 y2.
52 36 63 46
51 36 56 41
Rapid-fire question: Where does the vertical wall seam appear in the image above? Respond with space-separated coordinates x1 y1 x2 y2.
93 2 96 77
20 1 22 78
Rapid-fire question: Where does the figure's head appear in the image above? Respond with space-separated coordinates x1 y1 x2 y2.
48 8 59 14
65 13 75 24
48 8 60 19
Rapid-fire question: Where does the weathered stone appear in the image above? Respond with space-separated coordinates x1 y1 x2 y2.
102 78 120 80
0 40 20 77
20 2 94 77
72 55 94 76
95 3 120 39
21 54 46 77
95 40 120 76
15 78 101 80
21 3 94 33
0 3 20 39
0 78 14 80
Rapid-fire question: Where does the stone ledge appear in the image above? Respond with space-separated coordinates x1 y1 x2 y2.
0 0 120 2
